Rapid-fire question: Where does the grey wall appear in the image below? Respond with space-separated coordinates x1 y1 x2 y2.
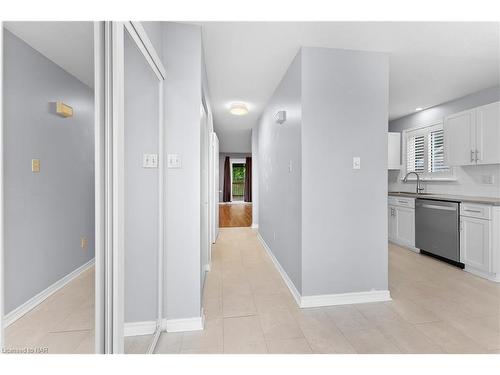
218 152 251 202
162 22 203 320
124 31 159 323
301 47 389 296
3 30 94 313
257 51 302 293
389 86 500 197
217 129 252 153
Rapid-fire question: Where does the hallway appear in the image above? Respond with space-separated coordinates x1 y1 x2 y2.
153 227 500 354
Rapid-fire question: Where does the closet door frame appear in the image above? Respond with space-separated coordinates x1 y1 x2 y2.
109 21 166 354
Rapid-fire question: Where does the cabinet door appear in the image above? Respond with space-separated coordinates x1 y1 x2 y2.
388 206 397 241
476 102 500 165
444 110 476 166
395 206 415 248
388 132 401 170
461 216 491 273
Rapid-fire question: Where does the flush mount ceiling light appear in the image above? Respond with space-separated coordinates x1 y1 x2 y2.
229 102 249 116
415 107 423 112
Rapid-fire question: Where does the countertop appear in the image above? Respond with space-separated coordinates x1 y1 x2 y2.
388 191 500 206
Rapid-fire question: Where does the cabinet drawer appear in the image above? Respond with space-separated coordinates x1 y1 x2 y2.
460 203 492 220
388 197 415 209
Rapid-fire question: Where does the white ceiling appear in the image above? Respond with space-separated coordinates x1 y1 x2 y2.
4 21 94 87
198 22 500 152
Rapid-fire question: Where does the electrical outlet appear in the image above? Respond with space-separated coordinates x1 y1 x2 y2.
80 237 88 249
482 175 494 185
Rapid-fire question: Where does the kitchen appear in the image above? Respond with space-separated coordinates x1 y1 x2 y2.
388 90 500 283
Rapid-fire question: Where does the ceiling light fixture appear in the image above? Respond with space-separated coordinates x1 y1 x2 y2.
415 107 423 112
229 102 249 116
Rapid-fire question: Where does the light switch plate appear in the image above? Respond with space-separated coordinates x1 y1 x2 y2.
167 154 182 169
353 157 361 170
143 153 158 168
32 159 40 173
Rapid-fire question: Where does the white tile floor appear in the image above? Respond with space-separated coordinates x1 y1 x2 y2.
5 227 500 354
4 266 95 354
154 227 500 354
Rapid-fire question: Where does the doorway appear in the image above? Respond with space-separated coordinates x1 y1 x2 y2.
231 163 246 202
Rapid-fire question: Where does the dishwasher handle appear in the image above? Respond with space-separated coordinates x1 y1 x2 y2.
419 203 457 211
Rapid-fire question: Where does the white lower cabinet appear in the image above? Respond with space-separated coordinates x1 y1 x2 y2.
460 216 491 274
388 197 416 251
395 206 416 248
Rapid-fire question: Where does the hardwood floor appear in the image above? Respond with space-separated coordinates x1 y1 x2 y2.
219 203 252 227
154 228 500 354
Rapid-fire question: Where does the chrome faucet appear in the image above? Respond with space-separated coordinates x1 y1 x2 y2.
403 172 425 195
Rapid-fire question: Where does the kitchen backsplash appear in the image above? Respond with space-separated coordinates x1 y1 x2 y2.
389 164 500 198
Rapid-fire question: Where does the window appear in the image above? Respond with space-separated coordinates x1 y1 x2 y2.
403 122 453 180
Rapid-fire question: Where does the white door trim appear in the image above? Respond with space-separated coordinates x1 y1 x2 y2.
0 22 5 350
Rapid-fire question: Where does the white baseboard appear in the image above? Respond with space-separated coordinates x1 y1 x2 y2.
389 240 419 253
251 223 259 229
163 310 205 333
258 232 391 309
204 263 211 272
4 258 95 327
257 233 301 307
300 290 392 308
465 266 500 283
124 320 158 337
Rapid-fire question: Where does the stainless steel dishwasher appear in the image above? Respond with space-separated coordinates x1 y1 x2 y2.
415 198 463 268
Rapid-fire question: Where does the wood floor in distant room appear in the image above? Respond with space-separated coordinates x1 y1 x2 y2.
219 203 252 227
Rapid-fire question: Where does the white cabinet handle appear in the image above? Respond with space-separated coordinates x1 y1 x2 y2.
464 209 481 213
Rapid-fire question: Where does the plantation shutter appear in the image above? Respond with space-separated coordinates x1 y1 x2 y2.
428 129 448 173
406 134 425 173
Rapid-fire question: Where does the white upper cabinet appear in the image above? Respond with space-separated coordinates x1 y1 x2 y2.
476 102 500 165
388 132 401 170
444 101 500 166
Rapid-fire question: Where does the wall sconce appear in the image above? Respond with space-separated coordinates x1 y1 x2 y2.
274 110 286 124
56 101 73 118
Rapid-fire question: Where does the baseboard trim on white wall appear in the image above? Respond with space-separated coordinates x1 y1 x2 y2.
256 233 301 307
465 266 500 283
4 258 95 327
163 310 205 333
251 223 259 229
300 290 392 308
257 232 391 309
124 320 158 337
